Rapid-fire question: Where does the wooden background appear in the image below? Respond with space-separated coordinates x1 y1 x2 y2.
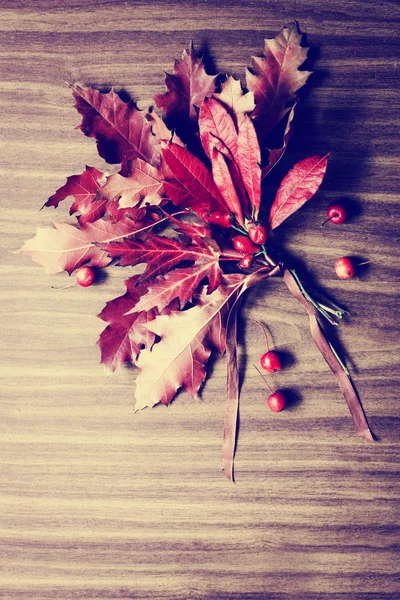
1 1 399 598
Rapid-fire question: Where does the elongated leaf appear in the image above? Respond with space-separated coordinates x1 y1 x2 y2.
210 145 244 225
134 274 246 411
43 166 107 224
20 217 149 274
235 115 261 218
199 98 238 159
154 42 217 127
72 86 161 167
269 155 329 230
246 22 311 141
162 143 227 218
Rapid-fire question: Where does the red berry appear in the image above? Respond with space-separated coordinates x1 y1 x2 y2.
267 391 286 412
260 351 282 373
324 203 348 225
76 266 95 287
248 224 267 245
208 211 232 228
334 256 355 279
232 235 260 254
239 254 254 269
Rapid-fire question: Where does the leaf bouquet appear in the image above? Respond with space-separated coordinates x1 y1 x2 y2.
21 23 373 481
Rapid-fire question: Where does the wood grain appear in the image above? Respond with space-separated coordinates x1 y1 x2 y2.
1 1 399 599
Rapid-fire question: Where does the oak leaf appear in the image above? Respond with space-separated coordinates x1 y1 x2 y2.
246 22 311 141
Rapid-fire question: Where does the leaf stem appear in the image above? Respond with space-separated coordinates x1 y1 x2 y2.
289 269 344 326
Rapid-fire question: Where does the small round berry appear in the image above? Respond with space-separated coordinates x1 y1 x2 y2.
267 391 286 412
248 224 267 245
260 351 282 373
334 257 355 279
208 211 232 228
232 235 260 254
322 203 348 226
239 254 254 269
76 266 95 287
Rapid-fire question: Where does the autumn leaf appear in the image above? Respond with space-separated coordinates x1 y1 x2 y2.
213 76 255 124
199 97 238 159
262 102 297 179
246 22 311 141
154 42 217 132
97 276 157 371
209 144 244 225
269 154 329 230
162 143 228 220
134 274 246 411
20 217 152 274
43 166 107 224
72 86 161 168
235 115 261 218
99 232 221 284
99 159 164 210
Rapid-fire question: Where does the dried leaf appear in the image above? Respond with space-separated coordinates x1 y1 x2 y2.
262 102 297 179
235 115 261 218
154 42 217 128
214 76 255 123
72 86 161 168
269 154 329 230
246 22 311 140
100 159 164 209
134 275 245 411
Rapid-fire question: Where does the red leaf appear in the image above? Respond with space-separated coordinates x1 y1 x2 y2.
99 232 221 283
133 274 246 411
43 166 107 224
199 98 238 159
72 86 161 167
262 102 296 179
133 260 222 313
20 217 151 274
209 144 244 225
269 154 329 230
246 22 311 140
235 115 261 218
154 42 217 126
99 159 164 210
97 275 157 371
162 143 227 219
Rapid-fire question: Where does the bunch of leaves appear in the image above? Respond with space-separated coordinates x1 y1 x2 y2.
21 23 373 480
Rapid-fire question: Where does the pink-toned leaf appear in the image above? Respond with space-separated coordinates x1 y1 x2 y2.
246 22 311 140
133 259 222 313
43 166 107 224
72 86 161 167
210 144 244 225
134 274 246 411
97 275 157 371
154 42 217 125
99 159 164 210
235 115 261 218
213 76 255 124
162 143 227 219
20 217 151 274
269 154 329 230
199 97 238 159
262 102 296 179
99 232 220 283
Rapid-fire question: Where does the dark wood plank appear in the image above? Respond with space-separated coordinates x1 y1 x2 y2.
1 1 399 599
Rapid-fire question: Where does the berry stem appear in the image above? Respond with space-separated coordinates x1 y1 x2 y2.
231 223 248 235
253 364 274 393
289 269 347 326
256 320 270 352
321 215 334 227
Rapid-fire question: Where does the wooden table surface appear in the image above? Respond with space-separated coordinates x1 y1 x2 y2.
1 1 399 599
